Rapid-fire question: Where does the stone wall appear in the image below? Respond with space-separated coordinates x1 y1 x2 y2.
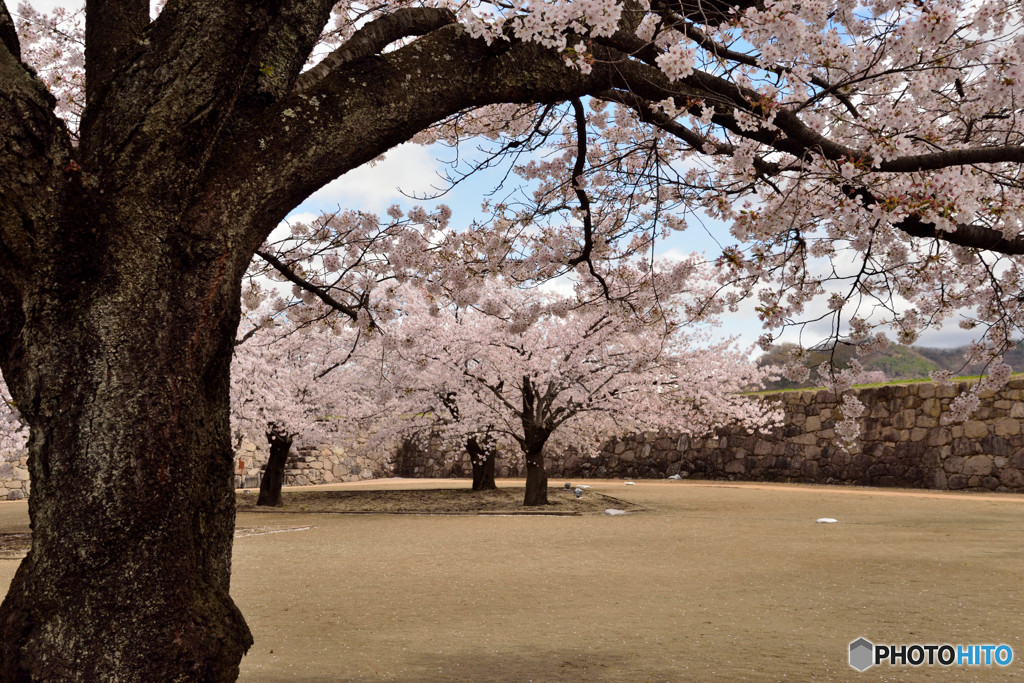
393 438 522 479
4 379 1023 497
0 451 29 501
1 439 384 500
396 378 1024 493
234 440 385 488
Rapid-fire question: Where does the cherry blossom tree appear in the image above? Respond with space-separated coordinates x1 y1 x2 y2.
230 310 381 506
243 205 458 332
386 384 503 492
368 284 778 505
2 0 1023 678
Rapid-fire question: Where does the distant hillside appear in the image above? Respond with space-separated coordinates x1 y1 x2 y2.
913 345 1024 375
756 342 1022 391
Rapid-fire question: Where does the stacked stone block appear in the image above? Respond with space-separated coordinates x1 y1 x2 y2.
0 454 28 501
397 378 1024 493
0 451 29 500
233 439 384 487
4 379 1023 495
283 444 383 486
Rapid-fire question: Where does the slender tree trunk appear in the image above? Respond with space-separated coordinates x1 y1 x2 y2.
523 441 549 506
520 381 551 506
393 439 417 477
466 436 497 491
0 221 253 679
257 426 293 507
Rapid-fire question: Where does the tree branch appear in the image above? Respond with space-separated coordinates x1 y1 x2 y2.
255 250 363 321
204 23 603 256
85 0 150 107
593 41 1024 256
875 147 1024 173
78 1 281 201
597 88 729 154
844 185 1024 255
462 367 521 417
315 328 362 379
200 5 1024 274
672 0 763 24
0 1 19 61
653 7 861 118
241 0 336 104
564 97 612 299
599 28 1024 178
293 7 457 94
902 219 1024 256
0 33 71 278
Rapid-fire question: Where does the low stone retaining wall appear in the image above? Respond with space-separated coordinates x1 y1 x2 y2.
4 379 1022 497
397 378 1024 493
235 440 384 488
393 438 521 479
586 378 1024 492
0 451 29 501
1 440 384 500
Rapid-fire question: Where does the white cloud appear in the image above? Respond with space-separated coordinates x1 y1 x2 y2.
656 247 695 263
536 273 576 297
280 211 319 227
915 325 987 349
299 144 441 215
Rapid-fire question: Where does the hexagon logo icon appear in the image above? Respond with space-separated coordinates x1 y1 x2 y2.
849 638 874 671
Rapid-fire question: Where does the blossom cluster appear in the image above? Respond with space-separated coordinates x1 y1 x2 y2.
13 2 84 134
11 0 1024 439
356 282 779 465
230 313 387 456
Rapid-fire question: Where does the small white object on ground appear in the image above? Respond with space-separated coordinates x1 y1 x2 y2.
604 509 627 516
816 518 838 524
668 474 682 480
581 485 591 489
625 481 635 485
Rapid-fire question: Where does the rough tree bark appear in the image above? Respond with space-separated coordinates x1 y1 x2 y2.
0 204 255 679
256 425 293 507
522 443 550 506
4 0 1008 678
0 3 607 677
520 380 551 506
466 435 497 491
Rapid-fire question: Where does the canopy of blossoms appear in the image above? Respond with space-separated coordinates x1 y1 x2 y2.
356 283 778 466
7 0 1024 448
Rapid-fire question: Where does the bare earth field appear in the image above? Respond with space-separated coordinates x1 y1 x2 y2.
2 478 1024 681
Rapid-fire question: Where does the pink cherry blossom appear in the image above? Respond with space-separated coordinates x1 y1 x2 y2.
356 283 779 480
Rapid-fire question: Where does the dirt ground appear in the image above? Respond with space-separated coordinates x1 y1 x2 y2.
2 478 1024 681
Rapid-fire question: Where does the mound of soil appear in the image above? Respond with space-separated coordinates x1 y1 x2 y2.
235 486 643 515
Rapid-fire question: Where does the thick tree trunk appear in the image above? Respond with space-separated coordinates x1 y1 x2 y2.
0 2 615 677
466 436 497 491
523 443 549 506
257 426 293 507
0 234 253 679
